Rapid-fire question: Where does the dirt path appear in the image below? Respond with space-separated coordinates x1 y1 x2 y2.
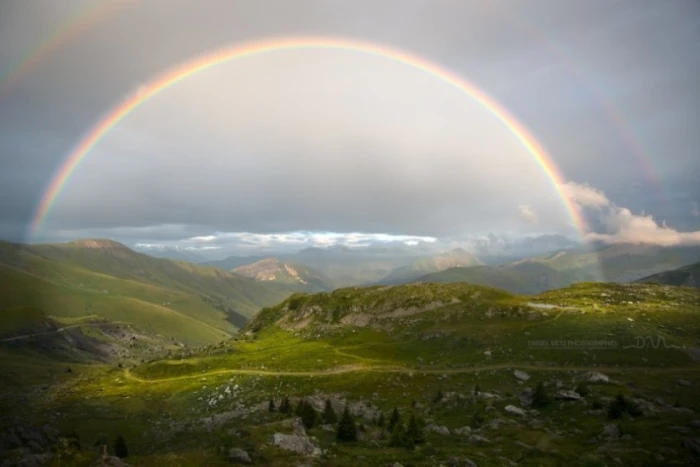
123 362 700 384
0 321 121 342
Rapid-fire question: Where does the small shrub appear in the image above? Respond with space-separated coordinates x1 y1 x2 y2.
532 381 551 408
113 435 128 459
608 394 642 419
575 382 591 397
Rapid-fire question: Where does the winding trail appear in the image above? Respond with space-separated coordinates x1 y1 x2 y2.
0 322 119 342
123 362 700 384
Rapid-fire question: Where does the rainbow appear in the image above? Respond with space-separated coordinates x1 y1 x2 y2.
28 36 586 239
0 0 135 98
491 2 662 194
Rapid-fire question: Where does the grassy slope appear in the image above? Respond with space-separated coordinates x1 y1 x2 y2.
636 261 700 287
0 264 229 344
3 282 700 466
27 240 293 318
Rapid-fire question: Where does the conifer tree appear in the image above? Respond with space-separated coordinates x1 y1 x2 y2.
532 381 551 408
377 412 385 428
389 420 406 448
300 400 319 430
113 435 128 459
336 406 358 442
388 407 401 431
322 399 337 424
268 398 276 412
405 413 425 446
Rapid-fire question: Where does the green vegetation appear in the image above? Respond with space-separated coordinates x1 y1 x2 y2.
637 261 700 288
1 277 699 465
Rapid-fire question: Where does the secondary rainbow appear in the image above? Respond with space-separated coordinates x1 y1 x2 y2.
0 0 135 98
28 36 586 239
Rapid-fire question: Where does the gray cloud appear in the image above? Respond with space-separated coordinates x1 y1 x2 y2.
1 0 698 247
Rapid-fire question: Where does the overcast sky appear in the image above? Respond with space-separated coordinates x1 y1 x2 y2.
0 0 698 256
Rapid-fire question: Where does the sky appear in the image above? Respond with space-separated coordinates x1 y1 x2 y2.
0 0 699 258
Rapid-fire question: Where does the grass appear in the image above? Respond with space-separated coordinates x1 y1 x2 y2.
1 280 699 465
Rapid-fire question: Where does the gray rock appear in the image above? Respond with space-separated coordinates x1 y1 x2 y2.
514 370 530 381
504 405 527 416
555 390 582 401
677 379 692 387
292 417 306 436
426 424 450 436
271 433 320 456
683 437 700 456
453 426 472 436
467 434 491 444
228 448 251 464
585 372 610 383
514 440 533 450
603 424 620 439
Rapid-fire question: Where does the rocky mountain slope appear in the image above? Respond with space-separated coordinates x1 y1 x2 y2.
232 258 334 292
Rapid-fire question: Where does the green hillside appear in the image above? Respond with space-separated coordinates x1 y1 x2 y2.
3 281 699 466
0 239 298 345
636 261 700 288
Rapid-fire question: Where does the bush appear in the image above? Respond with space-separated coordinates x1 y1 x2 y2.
608 394 642 420
268 399 276 412
575 382 591 397
113 435 128 459
532 381 551 408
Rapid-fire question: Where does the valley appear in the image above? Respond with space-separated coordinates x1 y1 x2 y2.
2 265 699 466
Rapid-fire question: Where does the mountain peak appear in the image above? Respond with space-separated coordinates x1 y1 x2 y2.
67 238 129 250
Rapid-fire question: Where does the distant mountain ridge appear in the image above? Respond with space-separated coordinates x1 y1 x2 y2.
232 258 334 292
378 248 483 285
636 261 700 288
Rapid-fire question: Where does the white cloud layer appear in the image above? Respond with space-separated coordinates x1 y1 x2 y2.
564 182 700 246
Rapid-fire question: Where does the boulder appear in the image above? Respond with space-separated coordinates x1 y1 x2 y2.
555 390 583 401
271 433 320 456
603 424 620 440
513 370 530 381
228 448 251 464
504 405 527 417
585 372 610 383
426 424 450 436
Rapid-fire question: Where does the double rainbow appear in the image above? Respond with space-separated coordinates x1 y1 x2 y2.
28 37 586 239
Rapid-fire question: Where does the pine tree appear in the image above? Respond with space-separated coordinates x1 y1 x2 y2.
377 412 385 428
473 384 481 396
388 407 401 431
323 399 337 424
405 413 425 446
336 406 358 442
433 388 444 403
389 421 406 448
113 435 128 459
268 398 276 412
532 381 551 408
280 397 290 413
300 400 318 430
